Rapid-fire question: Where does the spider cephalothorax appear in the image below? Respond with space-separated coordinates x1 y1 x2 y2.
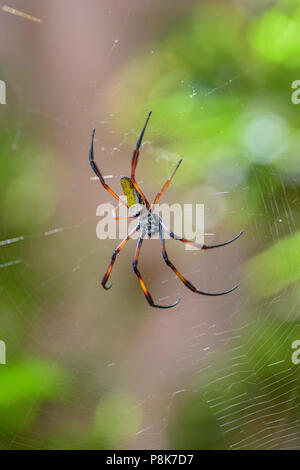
89 111 243 309
120 176 159 237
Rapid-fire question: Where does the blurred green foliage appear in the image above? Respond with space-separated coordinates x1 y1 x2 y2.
0 88 67 448
0 113 58 347
92 392 143 448
169 318 300 449
246 230 300 298
113 0 300 280
0 123 56 235
0 359 69 448
111 0 300 449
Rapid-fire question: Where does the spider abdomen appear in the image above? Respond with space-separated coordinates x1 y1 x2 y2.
139 210 159 237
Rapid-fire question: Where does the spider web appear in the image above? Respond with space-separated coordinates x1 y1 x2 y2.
0 0 300 451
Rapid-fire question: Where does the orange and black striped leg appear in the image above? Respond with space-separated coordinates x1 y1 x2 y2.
160 219 243 250
131 112 151 210
112 203 140 221
113 216 139 220
133 234 181 309
90 128 128 207
159 223 238 296
102 225 140 290
153 159 183 207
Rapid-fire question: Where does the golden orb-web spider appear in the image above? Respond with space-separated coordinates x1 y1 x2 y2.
89 112 243 309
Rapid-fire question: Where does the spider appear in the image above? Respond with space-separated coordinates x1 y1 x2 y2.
89 111 243 309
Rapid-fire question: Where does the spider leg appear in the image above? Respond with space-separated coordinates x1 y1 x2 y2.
131 112 151 210
102 225 140 290
113 216 139 220
133 233 181 309
159 222 238 296
160 218 243 250
153 159 183 206
112 203 140 220
90 128 127 206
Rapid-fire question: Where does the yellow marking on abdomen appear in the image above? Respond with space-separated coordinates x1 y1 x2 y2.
120 177 138 207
